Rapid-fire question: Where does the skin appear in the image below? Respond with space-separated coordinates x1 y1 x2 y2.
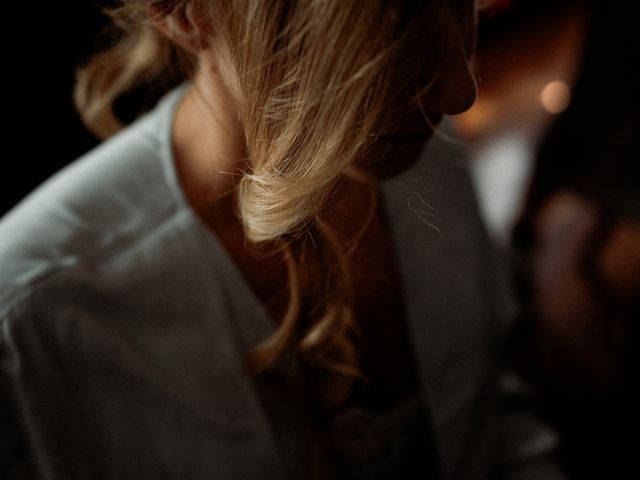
171 0 477 203
166 1 478 393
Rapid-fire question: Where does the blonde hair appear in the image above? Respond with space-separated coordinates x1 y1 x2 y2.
75 0 452 406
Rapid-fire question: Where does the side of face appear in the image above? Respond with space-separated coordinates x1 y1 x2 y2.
364 0 478 177
151 0 478 180
427 0 478 115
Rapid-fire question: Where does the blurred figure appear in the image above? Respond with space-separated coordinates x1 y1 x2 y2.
455 0 640 477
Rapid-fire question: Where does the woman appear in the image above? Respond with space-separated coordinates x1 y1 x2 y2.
0 1 563 478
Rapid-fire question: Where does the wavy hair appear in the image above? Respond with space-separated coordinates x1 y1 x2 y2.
75 0 453 406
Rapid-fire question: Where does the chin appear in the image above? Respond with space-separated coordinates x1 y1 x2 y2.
365 136 432 180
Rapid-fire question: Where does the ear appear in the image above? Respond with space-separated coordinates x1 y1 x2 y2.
147 2 210 52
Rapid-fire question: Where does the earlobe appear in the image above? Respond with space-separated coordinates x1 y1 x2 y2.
147 2 209 52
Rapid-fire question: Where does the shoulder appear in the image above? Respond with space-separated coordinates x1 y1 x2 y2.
0 86 189 317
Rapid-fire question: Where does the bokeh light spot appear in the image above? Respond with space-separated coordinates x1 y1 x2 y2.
540 80 572 114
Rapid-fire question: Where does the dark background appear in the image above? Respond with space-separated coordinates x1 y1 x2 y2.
3 2 108 216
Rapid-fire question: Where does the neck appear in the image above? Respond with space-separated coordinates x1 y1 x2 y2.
171 57 246 216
